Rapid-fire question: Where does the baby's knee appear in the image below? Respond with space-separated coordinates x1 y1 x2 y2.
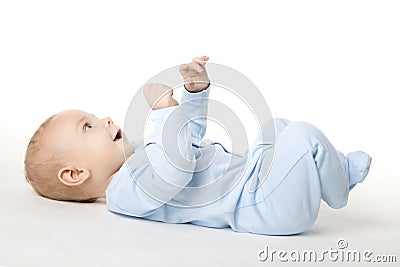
285 121 325 143
291 121 320 133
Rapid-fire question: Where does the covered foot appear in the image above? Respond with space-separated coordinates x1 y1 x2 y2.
346 151 372 190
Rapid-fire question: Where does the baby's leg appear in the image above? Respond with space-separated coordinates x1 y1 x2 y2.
272 121 372 205
256 121 371 234
264 121 350 207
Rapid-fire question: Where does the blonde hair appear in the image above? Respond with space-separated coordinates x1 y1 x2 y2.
24 115 97 203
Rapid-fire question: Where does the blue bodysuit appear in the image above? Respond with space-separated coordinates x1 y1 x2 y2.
106 86 371 235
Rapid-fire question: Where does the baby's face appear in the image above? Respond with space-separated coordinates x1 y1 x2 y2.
49 110 134 183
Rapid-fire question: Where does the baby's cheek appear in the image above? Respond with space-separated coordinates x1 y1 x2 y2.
90 141 111 160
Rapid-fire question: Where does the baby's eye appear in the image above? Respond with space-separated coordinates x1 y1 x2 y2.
84 123 93 132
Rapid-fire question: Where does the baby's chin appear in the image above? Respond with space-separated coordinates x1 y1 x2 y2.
123 141 135 158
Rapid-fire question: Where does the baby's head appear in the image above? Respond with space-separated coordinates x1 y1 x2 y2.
24 110 134 202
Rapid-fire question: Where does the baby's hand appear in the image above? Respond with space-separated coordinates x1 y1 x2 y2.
143 83 179 110
179 56 210 93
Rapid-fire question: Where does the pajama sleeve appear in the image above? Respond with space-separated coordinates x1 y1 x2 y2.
179 85 210 146
106 87 210 217
107 105 197 216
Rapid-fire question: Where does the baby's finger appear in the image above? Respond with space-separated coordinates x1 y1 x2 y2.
192 56 209 66
187 61 203 73
192 56 208 62
179 63 189 75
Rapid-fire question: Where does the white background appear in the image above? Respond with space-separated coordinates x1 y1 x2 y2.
1 1 399 266
1 0 399 178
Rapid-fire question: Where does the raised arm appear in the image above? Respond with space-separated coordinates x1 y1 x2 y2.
179 56 210 145
180 85 210 145
143 105 196 205
107 86 196 216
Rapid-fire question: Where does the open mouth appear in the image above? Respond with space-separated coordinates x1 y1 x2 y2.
113 129 123 142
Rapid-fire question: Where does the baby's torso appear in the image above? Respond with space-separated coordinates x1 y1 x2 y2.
107 139 273 228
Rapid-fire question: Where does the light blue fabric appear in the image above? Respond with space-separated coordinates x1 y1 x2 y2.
106 86 371 235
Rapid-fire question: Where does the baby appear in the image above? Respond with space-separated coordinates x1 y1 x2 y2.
24 56 372 235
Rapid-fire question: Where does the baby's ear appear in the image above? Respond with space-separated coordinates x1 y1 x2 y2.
58 167 91 186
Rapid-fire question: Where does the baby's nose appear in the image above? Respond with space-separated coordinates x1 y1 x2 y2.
103 117 113 127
